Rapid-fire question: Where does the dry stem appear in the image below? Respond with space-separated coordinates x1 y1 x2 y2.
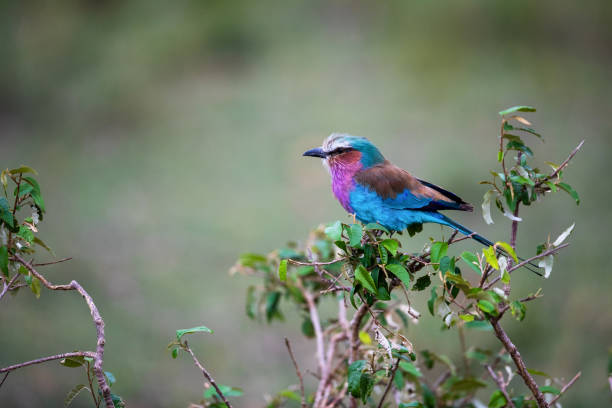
183 340 233 408
285 338 307 408
11 254 114 408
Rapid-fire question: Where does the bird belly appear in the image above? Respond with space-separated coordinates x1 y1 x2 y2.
348 185 439 231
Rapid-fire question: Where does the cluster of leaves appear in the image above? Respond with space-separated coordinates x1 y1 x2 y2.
0 166 51 297
482 106 579 226
0 166 124 407
227 106 580 407
60 356 124 408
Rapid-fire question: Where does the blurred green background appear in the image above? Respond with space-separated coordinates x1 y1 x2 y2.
1 1 610 407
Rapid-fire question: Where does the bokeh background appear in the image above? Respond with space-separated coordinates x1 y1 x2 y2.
1 1 611 407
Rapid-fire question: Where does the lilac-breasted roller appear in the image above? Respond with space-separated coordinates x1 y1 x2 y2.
302 133 497 248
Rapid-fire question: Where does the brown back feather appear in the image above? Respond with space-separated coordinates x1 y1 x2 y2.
354 161 473 211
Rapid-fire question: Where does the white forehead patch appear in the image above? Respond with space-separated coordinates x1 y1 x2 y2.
322 133 353 153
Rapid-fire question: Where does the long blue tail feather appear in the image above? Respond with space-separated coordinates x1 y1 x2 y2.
433 213 542 276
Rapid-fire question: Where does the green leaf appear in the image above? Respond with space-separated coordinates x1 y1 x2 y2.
448 378 487 393
540 385 561 395
22 176 41 192
477 300 497 316
110 392 125 407
527 368 551 377
399 403 422 408
439 256 452 273
399 361 422 377
465 320 493 331
301 318 315 338
176 326 213 341
422 383 436 408
278 259 287 281
348 360 367 397
325 221 343 241
459 314 474 322
460 251 481 274
365 223 390 234
0 246 8 277
33 237 55 256
30 190 45 212
506 140 533 156
499 106 536 116
501 270 510 285
171 348 179 359
60 356 85 368
378 245 388 264
466 349 489 362
64 384 88 407
427 287 437 315
0 197 14 227
354 265 377 294
265 291 282 322
278 389 301 401
483 246 499 270
245 286 257 319
406 223 423 236
204 384 243 398
9 166 38 175
104 371 116 387
557 182 580 205
495 240 517 263
380 239 399 256
348 223 363 247
430 242 448 268
385 264 411 287
359 331 372 345
412 275 431 291
510 300 526 321
30 276 41 298
238 253 267 268
17 225 34 244
488 389 507 408
510 175 535 186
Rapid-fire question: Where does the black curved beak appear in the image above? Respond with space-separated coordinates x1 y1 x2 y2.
303 147 326 158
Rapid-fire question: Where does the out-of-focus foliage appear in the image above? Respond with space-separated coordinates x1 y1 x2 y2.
0 1 610 407
0 167 124 407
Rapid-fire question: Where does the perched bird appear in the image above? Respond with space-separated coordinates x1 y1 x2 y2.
303 133 502 249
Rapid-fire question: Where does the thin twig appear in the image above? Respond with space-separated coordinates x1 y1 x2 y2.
285 338 307 408
0 372 9 389
486 364 516 408
0 273 20 301
484 244 568 290
490 318 548 408
0 351 95 373
183 340 233 408
303 288 326 374
548 371 581 405
33 257 73 266
288 258 346 267
377 358 400 408
536 140 585 186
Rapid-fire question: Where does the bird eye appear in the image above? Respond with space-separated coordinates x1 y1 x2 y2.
330 147 353 156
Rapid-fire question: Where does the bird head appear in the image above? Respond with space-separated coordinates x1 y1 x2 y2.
303 133 385 170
